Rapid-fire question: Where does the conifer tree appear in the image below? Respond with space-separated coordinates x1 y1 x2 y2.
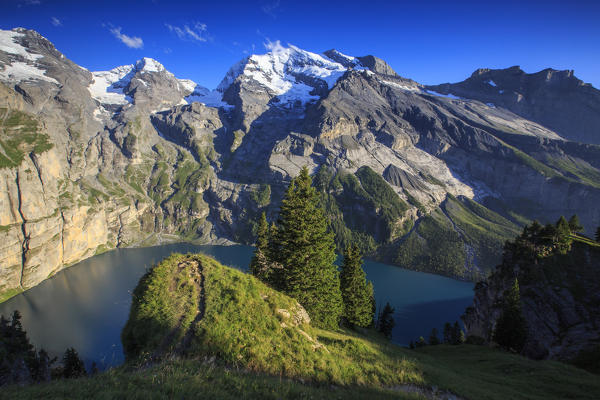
378 302 395 339
493 278 528 353
595 226 600 242
443 322 453 344
249 212 272 282
451 321 464 345
62 347 86 379
429 328 440 345
340 244 375 327
271 166 343 329
568 215 583 233
555 216 572 254
416 336 427 348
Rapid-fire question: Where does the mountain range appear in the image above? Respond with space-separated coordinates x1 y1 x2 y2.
1 27 599 301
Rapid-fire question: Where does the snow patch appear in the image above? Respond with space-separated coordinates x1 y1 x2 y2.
88 65 135 105
0 61 58 84
137 57 164 73
0 30 42 62
425 90 462 100
185 89 233 109
178 79 198 93
487 80 497 87
379 79 421 92
499 89 504 94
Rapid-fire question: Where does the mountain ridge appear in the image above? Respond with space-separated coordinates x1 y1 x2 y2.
1 27 599 301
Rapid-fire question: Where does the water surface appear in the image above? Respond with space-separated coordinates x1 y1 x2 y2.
0 244 473 368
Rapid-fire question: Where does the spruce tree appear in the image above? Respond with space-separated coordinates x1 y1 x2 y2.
249 212 272 282
555 216 572 254
62 347 86 379
340 244 375 327
443 322 452 344
493 278 528 353
451 321 464 345
429 328 440 345
271 166 343 329
568 215 583 233
378 302 395 339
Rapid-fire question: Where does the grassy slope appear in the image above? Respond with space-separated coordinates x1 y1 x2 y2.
7 253 600 399
391 196 520 280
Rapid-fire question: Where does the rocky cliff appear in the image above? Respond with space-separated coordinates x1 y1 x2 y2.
463 229 600 363
1 28 599 301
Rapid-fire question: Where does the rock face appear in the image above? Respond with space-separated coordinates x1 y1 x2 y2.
1 27 599 300
426 66 600 144
463 240 600 362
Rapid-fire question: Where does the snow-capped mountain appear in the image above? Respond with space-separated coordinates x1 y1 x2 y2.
216 41 361 106
1 27 599 303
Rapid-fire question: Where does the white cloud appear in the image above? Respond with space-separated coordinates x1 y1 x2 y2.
109 26 143 49
51 17 62 27
261 0 280 18
166 22 208 42
17 0 40 7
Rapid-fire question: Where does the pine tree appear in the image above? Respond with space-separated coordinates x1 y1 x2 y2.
451 321 464 345
90 362 99 376
62 347 86 379
443 322 453 344
416 336 427 348
429 328 440 345
378 302 395 339
555 216 572 254
493 278 528 353
568 215 583 234
340 244 375 327
249 212 273 282
271 166 343 329
595 226 600 242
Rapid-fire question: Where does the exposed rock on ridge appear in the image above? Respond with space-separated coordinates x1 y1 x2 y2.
1 27 599 301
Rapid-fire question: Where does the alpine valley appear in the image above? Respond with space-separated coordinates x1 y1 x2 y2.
1 27 599 302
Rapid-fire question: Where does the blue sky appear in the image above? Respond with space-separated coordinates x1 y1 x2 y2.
2 0 599 89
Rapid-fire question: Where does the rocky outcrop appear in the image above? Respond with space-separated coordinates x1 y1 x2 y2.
463 239 600 362
1 27 599 300
426 66 600 144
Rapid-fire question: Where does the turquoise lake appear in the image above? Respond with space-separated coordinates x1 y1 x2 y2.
0 244 474 368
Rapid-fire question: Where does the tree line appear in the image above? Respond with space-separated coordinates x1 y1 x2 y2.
1 310 93 386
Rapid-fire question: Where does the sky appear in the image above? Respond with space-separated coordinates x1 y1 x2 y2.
2 0 599 89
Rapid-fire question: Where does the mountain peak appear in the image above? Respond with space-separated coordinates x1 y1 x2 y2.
216 42 358 106
135 57 166 73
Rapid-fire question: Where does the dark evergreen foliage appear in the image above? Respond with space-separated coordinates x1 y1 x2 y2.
62 347 86 379
596 226 600 242
568 215 583 233
555 216 572 254
443 322 453 344
0 311 56 386
429 328 440 345
261 167 343 329
378 302 395 339
493 278 528 353
249 212 275 282
451 322 465 345
416 336 427 348
340 245 375 327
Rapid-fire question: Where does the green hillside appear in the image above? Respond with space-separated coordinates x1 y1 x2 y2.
5 253 599 399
